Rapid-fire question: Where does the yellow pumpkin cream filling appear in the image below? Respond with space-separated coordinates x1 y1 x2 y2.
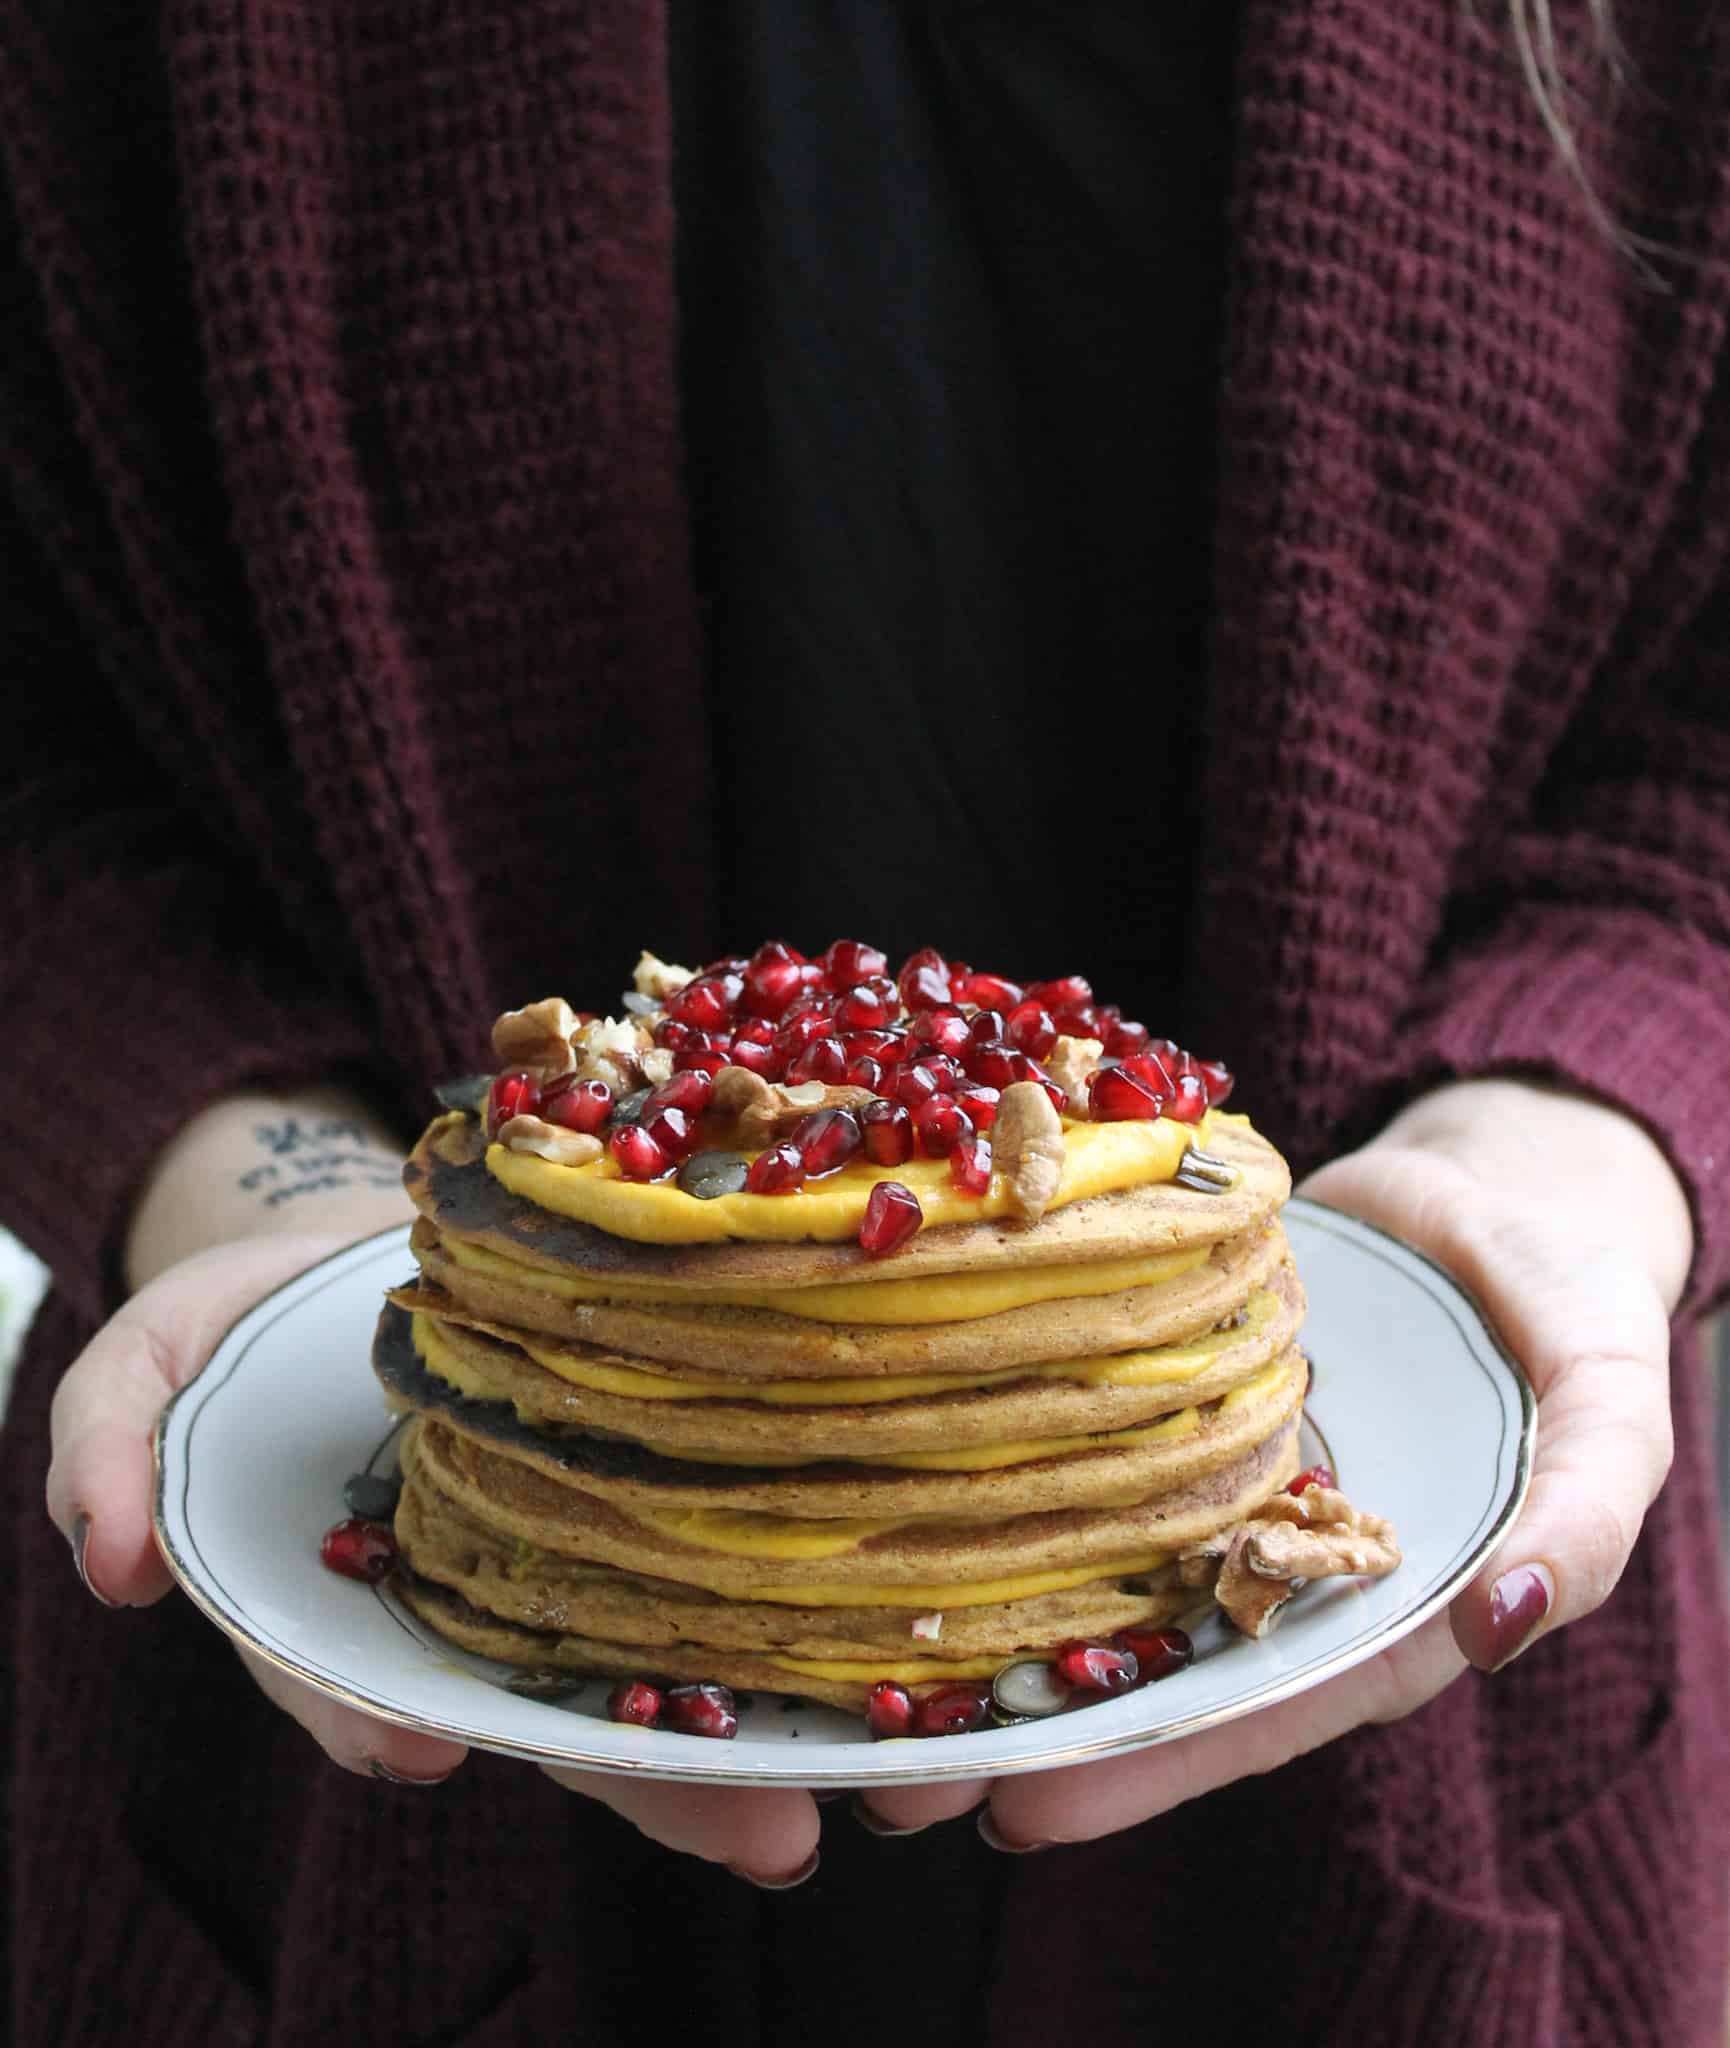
483 1112 1215 1246
437 1232 1210 1325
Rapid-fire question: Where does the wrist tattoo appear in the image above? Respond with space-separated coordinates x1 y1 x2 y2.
238 1116 403 1209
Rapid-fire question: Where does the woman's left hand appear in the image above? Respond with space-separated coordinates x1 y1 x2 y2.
856 1077 1691 1847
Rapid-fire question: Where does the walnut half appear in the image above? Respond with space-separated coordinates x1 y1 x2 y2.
497 1115 603 1167
491 997 579 1081
708 1065 875 1148
994 1082 1066 1222
1186 1486 1401 1639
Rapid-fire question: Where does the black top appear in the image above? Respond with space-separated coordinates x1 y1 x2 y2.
672 1 1238 1015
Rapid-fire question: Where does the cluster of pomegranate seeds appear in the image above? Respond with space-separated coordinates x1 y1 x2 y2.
1086 1041 1230 1123
604 1677 738 1738
319 1517 398 1585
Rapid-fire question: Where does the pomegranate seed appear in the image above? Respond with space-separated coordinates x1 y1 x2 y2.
823 939 888 988
673 1046 731 1077
646 1071 714 1118
912 1684 992 1738
865 1680 915 1739
607 1678 664 1727
1199 1059 1235 1106
1113 1627 1193 1683
745 1142 807 1194
953 971 1024 1011
485 1070 543 1138
540 1076 613 1134
950 1132 992 1195
1088 1066 1167 1121
1170 1049 1201 1081
911 1007 971 1061
787 1035 847 1086
1054 1641 1140 1695
964 1040 1020 1089
1121 1049 1177 1094
319 1517 397 1584
860 1098 914 1166
1005 1002 1058 1060
793 1108 863 1177
897 947 952 1013
1146 1037 1183 1064
641 1103 700 1160
1166 1073 1209 1123
1026 976 1092 1010
920 1052 966 1094
662 1683 739 1740
835 986 893 1033
967 1009 1007 1046
733 1015 777 1045
844 1027 907 1066
913 1095 972 1158
1104 1018 1151 1058
1287 1464 1337 1497
654 1017 693 1052
610 1125 673 1180
859 1180 922 1256
890 1062 941 1110
1052 1000 1102 1041
775 1010 835 1063
665 973 742 1031
703 955 750 976
955 1084 1000 1129
729 1037 781 1080
742 955 805 1020
844 1054 884 1092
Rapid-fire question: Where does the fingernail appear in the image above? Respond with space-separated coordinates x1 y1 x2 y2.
851 1796 934 1838
977 1808 1051 1855
368 1759 456 1786
728 1848 820 1891
1486 1562 1555 1671
69 1513 119 1608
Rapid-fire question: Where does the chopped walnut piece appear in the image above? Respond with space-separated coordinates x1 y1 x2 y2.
633 951 695 1000
491 997 578 1081
638 1047 675 1087
497 1116 604 1167
709 1067 874 1148
1045 1034 1104 1106
571 1014 652 1095
1199 1486 1402 1639
994 1081 1066 1222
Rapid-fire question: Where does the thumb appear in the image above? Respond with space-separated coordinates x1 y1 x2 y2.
46 1234 364 1606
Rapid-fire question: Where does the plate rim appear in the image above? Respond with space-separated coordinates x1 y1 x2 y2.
152 1200 1535 1786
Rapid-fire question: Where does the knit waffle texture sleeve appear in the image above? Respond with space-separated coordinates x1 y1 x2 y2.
0 531 378 1325
1399 619 1730 1313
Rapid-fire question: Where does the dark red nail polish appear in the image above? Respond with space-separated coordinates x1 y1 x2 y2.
977 1808 1051 1855
1486 1563 1554 1670
69 1513 119 1608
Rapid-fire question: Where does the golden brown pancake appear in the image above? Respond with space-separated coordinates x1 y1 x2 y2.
383 1260 1306 1455
404 1109 1289 1287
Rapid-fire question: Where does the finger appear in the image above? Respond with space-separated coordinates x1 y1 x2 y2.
541 1768 821 1886
854 1775 992 1836
1451 1345 1672 1670
984 1616 1464 1849
47 1237 351 1606
239 1647 468 1783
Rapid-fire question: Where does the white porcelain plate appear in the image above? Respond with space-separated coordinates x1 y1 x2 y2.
154 1204 1533 1787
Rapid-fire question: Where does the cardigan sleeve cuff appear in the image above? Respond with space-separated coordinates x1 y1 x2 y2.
1393 903 1730 1315
0 866 380 1326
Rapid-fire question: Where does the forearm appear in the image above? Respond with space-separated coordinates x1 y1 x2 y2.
123 1085 411 1291
1366 1077 1695 1312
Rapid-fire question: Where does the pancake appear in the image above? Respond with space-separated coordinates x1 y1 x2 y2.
410 1212 1291 1376
374 1300 1309 1518
396 1472 1196 1661
382 1260 1306 1455
405 1109 1288 1287
400 1409 1303 1597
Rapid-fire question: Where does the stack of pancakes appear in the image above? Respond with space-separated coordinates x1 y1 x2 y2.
379 1104 1310 1712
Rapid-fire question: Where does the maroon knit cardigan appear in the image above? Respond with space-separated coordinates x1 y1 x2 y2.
4 4 1730 2044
